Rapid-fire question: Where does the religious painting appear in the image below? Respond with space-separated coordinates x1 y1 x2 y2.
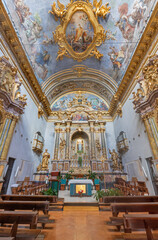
104 163 109 171
72 113 88 121
52 163 57 171
58 163 63 171
66 11 94 53
4 0 154 85
64 163 69 171
76 185 86 194
97 163 102 171
92 163 97 171
51 92 108 111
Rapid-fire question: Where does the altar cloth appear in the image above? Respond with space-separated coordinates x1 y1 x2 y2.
68 179 93 185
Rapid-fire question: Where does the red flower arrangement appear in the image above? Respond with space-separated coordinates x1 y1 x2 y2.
78 189 83 196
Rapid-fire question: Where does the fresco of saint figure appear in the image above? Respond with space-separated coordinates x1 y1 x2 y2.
66 11 94 53
116 1 149 40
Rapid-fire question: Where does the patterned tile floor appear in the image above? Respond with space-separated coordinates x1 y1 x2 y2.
42 206 122 240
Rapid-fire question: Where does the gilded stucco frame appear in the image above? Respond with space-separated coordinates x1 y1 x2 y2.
51 0 108 61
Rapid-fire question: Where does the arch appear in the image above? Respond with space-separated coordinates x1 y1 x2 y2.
71 131 89 141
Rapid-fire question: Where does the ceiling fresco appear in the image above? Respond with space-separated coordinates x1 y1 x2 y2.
51 92 109 111
2 0 156 87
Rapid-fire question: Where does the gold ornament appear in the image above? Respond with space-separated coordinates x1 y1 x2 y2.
50 0 110 61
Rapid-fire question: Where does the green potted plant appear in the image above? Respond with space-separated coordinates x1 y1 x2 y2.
105 188 123 196
88 170 97 181
64 171 72 188
93 188 123 202
93 190 106 202
78 156 82 167
41 187 57 196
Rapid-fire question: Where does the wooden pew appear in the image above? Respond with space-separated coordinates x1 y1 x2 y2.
111 202 158 217
99 196 158 211
0 211 41 239
109 202 158 231
123 214 158 240
2 194 57 203
0 238 15 240
1 195 64 211
0 201 50 228
0 201 49 215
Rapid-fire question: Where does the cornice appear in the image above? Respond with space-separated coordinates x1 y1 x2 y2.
109 2 158 116
0 89 24 116
135 89 158 116
0 0 51 116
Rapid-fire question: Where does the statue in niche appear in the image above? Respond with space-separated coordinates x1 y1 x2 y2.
77 139 84 153
96 139 101 159
59 139 66 159
37 149 50 171
109 149 119 171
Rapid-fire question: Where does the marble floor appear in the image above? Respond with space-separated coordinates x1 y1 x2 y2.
42 206 122 240
58 190 97 203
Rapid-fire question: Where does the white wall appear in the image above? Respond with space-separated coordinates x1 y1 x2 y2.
6 85 47 193
44 121 56 169
106 121 117 159
113 84 155 194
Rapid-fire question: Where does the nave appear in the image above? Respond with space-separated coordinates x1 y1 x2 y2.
39 206 121 240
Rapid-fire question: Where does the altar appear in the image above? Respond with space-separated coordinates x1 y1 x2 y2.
68 179 93 197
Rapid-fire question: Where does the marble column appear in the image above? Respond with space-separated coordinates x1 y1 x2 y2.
89 121 96 160
143 115 158 159
100 122 107 159
0 114 18 186
65 121 71 160
0 115 18 161
53 123 61 160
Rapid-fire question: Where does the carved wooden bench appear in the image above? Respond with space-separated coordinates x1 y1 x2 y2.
123 214 158 240
0 211 41 240
99 196 158 211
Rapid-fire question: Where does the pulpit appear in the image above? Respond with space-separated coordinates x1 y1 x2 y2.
68 179 93 197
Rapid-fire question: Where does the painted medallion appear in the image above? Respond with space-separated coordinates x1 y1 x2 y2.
66 11 94 53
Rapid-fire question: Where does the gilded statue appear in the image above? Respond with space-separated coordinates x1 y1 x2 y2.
0 56 27 107
37 149 50 171
38 103 44 119
109 149 119 171
49 0 67 20
93 0 111 19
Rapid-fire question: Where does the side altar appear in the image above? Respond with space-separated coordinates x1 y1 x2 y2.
68 179 93 197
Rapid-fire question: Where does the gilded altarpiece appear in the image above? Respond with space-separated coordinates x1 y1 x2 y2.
51 93 111 174
132 54 158 159
0 56 27 190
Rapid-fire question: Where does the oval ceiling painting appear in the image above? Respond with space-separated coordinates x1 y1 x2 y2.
66 11 94 53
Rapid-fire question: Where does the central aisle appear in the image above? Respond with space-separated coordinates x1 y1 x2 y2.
43 206 122 240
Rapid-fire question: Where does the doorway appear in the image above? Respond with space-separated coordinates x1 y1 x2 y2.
146 157 157 195
1 157 15 194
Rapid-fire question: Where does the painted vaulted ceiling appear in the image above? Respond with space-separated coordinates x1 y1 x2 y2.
1 0 157 112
